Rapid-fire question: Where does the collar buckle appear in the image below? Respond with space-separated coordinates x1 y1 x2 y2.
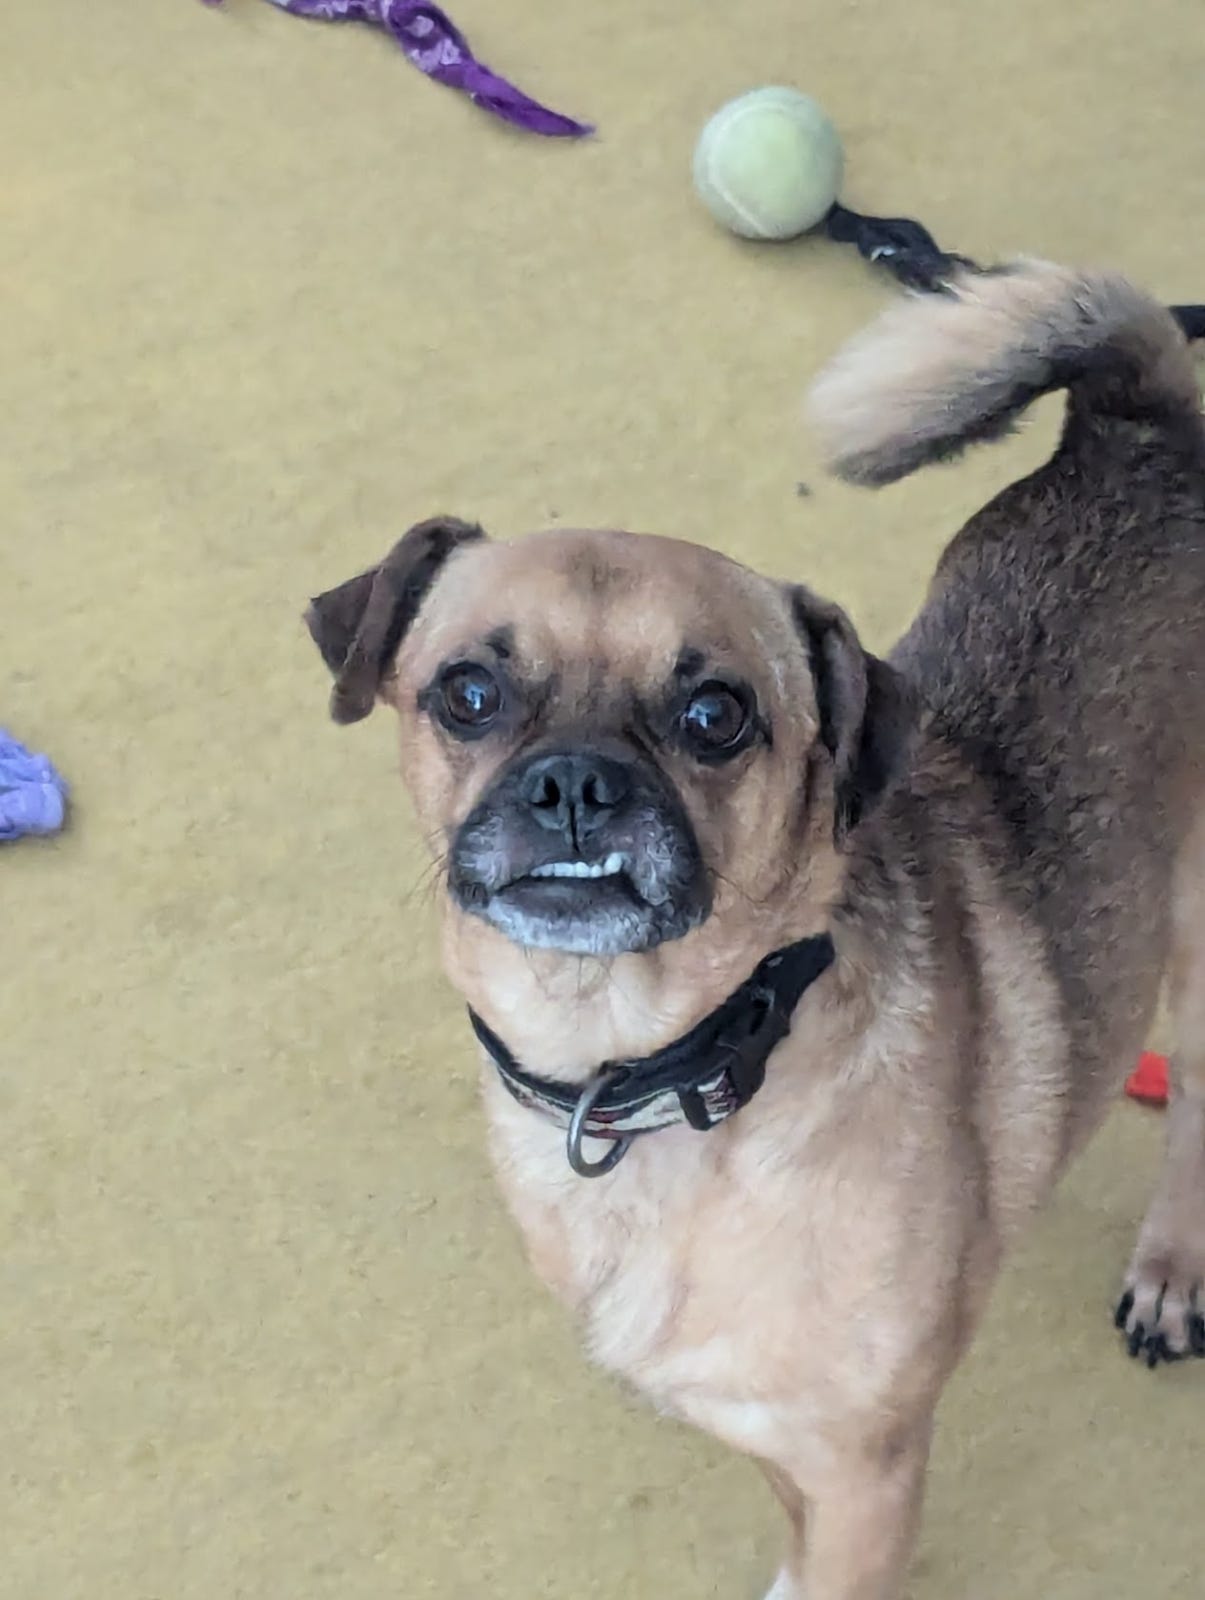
675 984 781 1132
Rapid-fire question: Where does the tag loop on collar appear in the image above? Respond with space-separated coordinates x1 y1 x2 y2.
567 1067 633 1178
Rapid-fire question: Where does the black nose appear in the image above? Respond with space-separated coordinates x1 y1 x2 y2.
520 751 632 844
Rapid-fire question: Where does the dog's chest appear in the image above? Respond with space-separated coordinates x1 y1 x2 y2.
484 1074 941 1461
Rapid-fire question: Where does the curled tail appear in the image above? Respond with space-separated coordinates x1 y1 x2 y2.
807 260 1203 487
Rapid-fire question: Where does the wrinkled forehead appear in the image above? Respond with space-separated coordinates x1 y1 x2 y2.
398 529 804 696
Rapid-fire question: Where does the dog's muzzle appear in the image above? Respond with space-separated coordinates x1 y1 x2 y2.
449 743 711 957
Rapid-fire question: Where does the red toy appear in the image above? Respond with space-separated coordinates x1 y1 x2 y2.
1125 1051 1169 1107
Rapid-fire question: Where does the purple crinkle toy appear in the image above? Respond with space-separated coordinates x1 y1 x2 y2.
218 1 592 138
0 731 68 842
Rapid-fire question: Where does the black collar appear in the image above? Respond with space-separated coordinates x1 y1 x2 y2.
468 933 835 1178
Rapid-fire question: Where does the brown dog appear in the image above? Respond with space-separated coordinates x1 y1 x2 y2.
306 262 1205 1600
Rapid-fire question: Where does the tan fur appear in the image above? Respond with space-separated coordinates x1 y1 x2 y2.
307 262 1205 1599
806 258 1200 486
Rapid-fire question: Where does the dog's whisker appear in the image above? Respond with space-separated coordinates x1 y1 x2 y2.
402 852 448 910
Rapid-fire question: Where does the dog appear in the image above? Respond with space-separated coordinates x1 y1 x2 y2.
306 261 1205 1599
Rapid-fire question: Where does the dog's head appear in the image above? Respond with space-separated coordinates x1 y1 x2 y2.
307 518 911 991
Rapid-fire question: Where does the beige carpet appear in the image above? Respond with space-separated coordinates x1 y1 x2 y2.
4 2 1202 1596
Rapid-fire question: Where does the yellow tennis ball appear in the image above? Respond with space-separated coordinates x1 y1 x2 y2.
693 87 844 241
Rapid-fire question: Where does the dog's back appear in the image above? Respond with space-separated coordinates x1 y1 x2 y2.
810 263 1205 1099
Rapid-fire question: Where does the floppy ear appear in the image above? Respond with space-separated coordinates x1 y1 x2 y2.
791 587 914 843
305 516 485 725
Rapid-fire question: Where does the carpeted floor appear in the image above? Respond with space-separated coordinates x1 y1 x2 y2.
4 3 1202 1597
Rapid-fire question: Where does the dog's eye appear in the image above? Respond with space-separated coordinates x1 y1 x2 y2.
439 663 502 733
678 682 751 758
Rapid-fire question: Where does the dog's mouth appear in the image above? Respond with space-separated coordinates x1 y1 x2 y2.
493 850 648 919
486 844 662 934
451 839 706 957
526 851 627 883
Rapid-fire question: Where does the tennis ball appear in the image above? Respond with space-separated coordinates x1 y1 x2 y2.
693 87 844 241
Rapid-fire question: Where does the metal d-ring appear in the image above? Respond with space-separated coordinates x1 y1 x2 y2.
566 1068 632 1179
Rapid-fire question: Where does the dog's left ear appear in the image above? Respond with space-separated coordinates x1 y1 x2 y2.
791 586 915 844
306 516 485 725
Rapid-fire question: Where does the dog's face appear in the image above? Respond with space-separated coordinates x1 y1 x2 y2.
307 518 909 976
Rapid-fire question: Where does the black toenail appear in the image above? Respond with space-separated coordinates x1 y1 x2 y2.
1188 1313 1205 1357
1146 1334 1175 1369
1114 1291 1134 1329
1128 1322 1145 1359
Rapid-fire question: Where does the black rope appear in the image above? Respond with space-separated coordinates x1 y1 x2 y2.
822 201 1205 341
1171 304 1205 340
822 202 977 293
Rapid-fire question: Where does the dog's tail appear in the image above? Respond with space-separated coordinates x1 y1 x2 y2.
807 260 1203 487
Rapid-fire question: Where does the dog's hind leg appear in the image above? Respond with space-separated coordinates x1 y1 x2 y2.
1115 808 1205 1367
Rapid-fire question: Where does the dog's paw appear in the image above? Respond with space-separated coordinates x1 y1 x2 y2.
1114 1256 1205 1368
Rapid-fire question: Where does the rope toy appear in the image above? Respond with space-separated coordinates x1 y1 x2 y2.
824 206 1205 340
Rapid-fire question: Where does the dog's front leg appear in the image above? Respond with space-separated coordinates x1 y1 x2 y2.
764 1426 931 1600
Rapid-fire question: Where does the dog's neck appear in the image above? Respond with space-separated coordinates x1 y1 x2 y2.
468 932 838 1174
441 870 844 1083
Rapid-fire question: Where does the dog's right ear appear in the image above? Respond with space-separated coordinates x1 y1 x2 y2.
305 516 486 725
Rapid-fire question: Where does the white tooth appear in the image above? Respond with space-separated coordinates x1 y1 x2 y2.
528 857 626 881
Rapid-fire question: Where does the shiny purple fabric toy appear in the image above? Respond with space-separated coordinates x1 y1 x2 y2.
0 731 68 842
242 1 591 137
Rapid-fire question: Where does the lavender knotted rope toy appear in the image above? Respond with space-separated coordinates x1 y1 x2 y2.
205 0 591 138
